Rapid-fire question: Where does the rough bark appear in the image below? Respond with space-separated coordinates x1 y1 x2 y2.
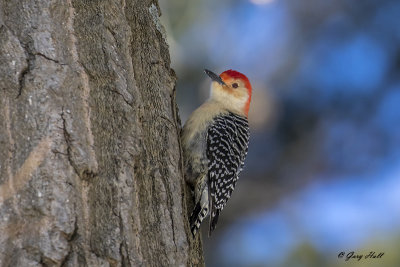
0 0 203 266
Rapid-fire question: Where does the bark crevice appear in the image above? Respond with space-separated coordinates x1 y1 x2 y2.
16 42 33 98
35 52 66 66
61 108 81 180
60 108 96 181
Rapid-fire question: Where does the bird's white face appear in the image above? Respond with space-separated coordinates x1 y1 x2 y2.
204 69 252 117
210 80 250 116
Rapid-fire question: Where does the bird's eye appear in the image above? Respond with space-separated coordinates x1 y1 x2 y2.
232 83 239 88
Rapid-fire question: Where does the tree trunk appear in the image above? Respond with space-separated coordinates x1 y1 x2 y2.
0 0 203 266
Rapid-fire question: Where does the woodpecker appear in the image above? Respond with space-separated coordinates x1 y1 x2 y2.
182 69 252 236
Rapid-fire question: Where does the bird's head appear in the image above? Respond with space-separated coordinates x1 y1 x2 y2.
205 69 252 117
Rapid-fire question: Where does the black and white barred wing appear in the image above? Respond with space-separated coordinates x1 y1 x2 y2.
206 113 249 234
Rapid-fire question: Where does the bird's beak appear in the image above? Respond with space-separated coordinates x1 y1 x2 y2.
204 69 226 86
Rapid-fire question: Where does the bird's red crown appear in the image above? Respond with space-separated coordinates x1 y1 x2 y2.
219 69 252 117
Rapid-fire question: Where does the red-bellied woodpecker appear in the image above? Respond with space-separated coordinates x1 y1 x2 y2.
182 69 252 236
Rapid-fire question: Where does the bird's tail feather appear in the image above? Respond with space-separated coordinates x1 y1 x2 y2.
190 202 208 236
209 209 220 236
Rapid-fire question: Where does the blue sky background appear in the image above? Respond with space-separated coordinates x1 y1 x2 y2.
160 0 400 265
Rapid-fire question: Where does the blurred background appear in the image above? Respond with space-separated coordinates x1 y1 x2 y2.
159 0 400 266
